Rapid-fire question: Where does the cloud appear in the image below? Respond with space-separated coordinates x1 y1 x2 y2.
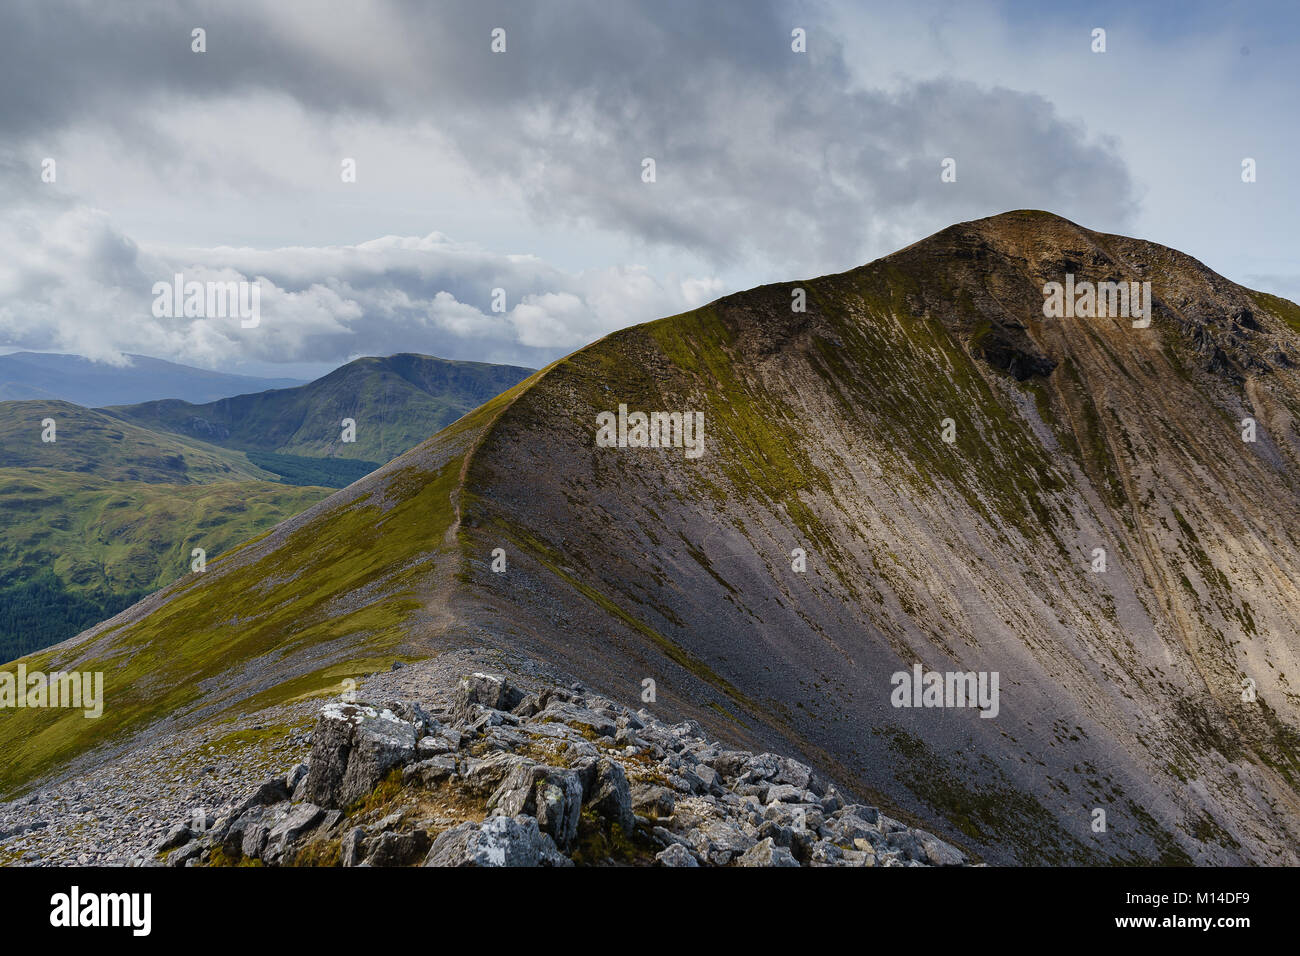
0 2 1135 268
0 162 722 369
0 0 1139 368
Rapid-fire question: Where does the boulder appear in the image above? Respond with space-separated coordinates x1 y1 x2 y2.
738 837 800 867
232 776 290 817
587 757 635 832
454 673 524 720
299 702 418 809
364 829 431 866
687 819 756 865
461 752 535 795
630 783 676 819
655 843 699 867
402 754 458 786
340 827 366 867
535 701 617 740
917 832 966 866
487 763 584 848
154 822 192 853
262 804 324 862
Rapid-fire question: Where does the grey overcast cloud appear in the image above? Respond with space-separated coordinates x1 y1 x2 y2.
0 0 1295 376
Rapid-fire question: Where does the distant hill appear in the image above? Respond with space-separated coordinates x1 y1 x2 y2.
107 353 535 462
0 468 331 661
0 400 278 483
0 351 305 407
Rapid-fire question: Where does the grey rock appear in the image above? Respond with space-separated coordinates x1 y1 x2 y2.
535 701 617 740
588 757 635 832
233 776 290 817
712 749 754 780
155 822 192 853
738 837 800 867
487 763 584 848
299 703 418 809
454 673 524 719
167 840 204 867
264 804 324 861
629 783 676 819
655 843 699 867
808 840 845 866
461 752 534 795
424 815 543 867
917 832 966 866
341 827 366 867
688 819 756 865
538 832 574 867
416 736 452 758
364 829 431 866
403 755 458 786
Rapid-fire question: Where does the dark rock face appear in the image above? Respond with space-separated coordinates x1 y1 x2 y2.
970 322 1057 380
159 672 970 868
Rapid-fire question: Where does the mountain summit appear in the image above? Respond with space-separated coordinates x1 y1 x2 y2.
5 211 1300 865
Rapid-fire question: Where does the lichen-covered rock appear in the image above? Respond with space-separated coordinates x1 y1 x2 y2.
299 703 418 809
424 815 543 867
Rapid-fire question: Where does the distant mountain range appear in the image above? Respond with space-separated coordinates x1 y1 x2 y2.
8 212 1300 867
0 352 534 661
0 352 306 407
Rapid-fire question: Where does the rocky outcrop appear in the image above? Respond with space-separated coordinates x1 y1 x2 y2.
159 673 970 868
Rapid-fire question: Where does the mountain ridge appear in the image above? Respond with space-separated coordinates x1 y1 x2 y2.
6 210 1300 866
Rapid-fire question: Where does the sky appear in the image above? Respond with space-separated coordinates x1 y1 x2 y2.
1 0 1296 378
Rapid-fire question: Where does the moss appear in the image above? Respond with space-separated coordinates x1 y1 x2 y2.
290 838 343 867
347 767 405 817
568 809 659 866
206 845 263 867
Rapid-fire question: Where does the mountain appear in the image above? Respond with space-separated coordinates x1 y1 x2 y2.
107 353 535 463
0 400 277 483
0 352 305 407
5 211 1300 867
